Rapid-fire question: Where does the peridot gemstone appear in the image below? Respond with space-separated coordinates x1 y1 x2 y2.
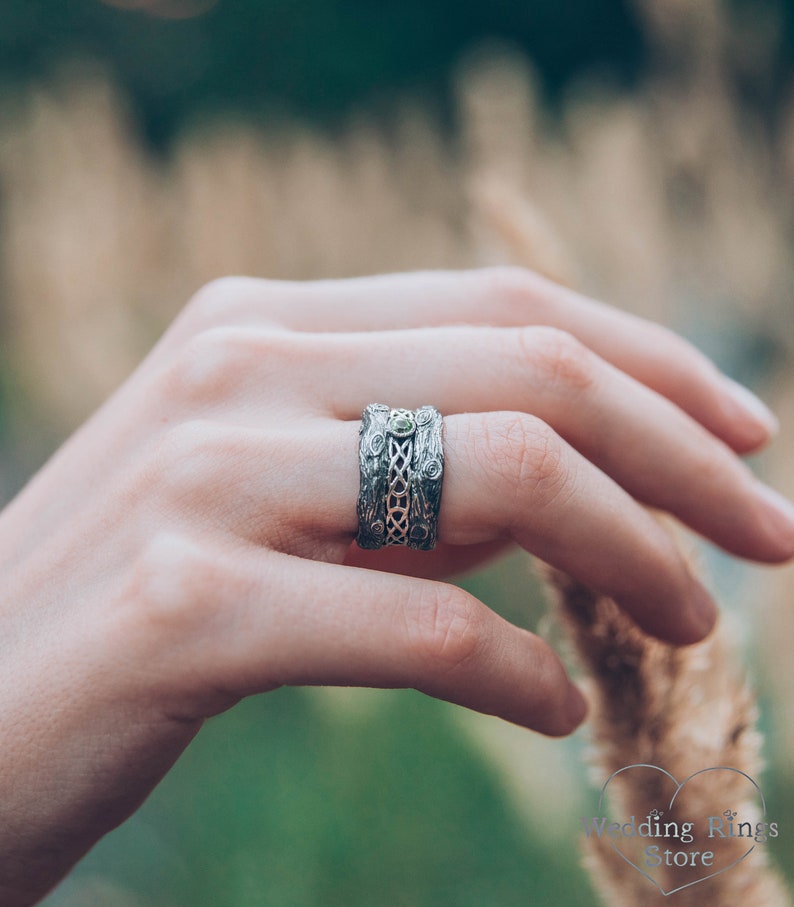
390 414 414 433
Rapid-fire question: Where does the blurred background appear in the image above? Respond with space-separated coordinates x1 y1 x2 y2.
1 0 793 903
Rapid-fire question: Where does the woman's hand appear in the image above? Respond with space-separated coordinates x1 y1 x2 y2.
1 268 791 905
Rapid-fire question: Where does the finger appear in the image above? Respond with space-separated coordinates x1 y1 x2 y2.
319 325 794 563
147 414 715 643
184 269 777 453
162 323 792 564
135 538 587 736
431 414 718 644
259 415 718 644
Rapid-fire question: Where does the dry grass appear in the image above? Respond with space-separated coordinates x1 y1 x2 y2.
543 561 790 905
0 0 793 901
1 16 791 424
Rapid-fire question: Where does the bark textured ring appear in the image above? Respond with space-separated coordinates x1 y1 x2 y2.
356 404 444 550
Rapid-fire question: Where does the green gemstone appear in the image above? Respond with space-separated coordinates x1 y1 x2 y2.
390 415 414 433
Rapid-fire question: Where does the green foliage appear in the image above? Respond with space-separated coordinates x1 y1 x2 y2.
58 688 591 906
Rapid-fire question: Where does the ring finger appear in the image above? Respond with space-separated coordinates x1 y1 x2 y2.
176 414 717 645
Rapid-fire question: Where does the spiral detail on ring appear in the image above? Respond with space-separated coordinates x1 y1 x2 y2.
356 403 443 550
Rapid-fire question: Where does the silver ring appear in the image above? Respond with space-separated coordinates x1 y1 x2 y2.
356 404 444 550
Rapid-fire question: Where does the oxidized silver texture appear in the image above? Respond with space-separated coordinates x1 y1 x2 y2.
356 404 444 550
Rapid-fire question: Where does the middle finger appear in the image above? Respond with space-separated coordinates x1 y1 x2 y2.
321 324 793 564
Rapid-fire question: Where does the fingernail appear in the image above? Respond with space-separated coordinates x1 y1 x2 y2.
722 377 779 436
566 684 588 727
755 482 794 543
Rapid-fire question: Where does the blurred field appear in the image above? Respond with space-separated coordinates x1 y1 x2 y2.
1 1 793 904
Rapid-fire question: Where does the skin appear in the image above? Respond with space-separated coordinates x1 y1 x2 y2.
0 266 792 905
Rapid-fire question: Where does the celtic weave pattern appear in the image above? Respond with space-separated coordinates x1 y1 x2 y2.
356 404 443 550
385 429 414 546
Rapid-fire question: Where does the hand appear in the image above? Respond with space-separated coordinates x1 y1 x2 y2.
1 267 791 905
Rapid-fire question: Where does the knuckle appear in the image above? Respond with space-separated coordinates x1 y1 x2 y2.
135 420 294 546
482 413 569 503
157 417 220 469
408 585 484 674
182 276 293 331
167 327 250 403
142 419 230 504
521 326 594 393
183 276 252 325
480 264 542 306
163 325 295 405
118 531 223 637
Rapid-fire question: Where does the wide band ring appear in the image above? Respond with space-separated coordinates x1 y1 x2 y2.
356 403 444 550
